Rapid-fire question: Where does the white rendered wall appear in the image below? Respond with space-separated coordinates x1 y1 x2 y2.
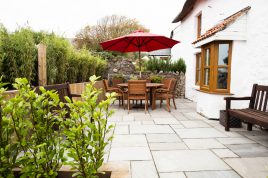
172 0 268 118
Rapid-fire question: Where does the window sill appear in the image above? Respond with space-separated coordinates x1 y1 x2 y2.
196 89 234 95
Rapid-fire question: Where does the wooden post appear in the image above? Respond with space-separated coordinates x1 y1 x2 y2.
38 44 47 86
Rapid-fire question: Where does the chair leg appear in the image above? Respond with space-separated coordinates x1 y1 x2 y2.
128 99 130 114
172 96 177 109
160 98 162 108
122 96 125 110
166 97 170 112
140 99 142 106
247 123 253 131
145 99 148 113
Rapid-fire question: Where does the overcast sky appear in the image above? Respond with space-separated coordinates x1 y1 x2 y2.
0 0 185 38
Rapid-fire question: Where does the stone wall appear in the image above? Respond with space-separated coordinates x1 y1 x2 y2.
108 58 135 75
109 71 185 98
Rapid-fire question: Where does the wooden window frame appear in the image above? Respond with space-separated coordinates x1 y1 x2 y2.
195 53 201 85
197 13 202 38
200 41 232 94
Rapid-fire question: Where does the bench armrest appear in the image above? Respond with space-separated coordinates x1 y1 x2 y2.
224 96 252 101
224 96 251 110
71 93 81 97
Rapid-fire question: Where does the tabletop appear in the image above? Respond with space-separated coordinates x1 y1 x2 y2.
117 83 163 88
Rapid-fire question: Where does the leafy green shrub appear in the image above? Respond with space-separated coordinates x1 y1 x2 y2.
1 78 66 177
0 27 37 85
150 75 163 83
113 73 124 81
172 58 186 73
63 76 115 178
145 57 186 73
0 25 108 86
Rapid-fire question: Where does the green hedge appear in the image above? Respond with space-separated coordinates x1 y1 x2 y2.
0 25 107 87
145 57 186 73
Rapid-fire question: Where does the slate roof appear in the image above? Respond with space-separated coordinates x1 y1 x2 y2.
192 6 251 44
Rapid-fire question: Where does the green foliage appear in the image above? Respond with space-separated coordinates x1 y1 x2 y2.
173 58 186 74
0 78 17 178
45 34 70 84
63 75 115 178
4 78 65 177
112 74 124 81
0 25 108 86
67 48 107 83
129 75 138 80
0 27 37 85
145 57 186 73
149 75 163 83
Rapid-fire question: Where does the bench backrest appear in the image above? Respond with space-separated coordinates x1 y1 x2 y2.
35 83 72 102
249 84 268 112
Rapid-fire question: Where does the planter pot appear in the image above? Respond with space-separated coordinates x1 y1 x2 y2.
13 168 111 178
219 110 242 128
58 170 111 178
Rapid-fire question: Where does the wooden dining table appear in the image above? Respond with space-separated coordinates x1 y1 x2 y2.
117 83 164 110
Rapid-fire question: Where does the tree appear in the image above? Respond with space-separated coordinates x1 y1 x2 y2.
74 15 149 53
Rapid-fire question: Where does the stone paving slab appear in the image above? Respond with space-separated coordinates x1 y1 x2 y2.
153 117 181 125
114 125 129 135
180 120 210 128
149 142 188 150
185 170 241 178
130 125 174 134
112 135 148 147
131 161 158 178
174 128 227 138
146 134 181 143
183 138 226 149
109 147 152 161
212 149 239 158
226 143 268 157
152 150 230 172
217 137 256 145
225 157 268 178
159 172 186 178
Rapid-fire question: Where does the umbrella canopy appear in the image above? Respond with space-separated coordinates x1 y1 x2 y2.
100 30 180 73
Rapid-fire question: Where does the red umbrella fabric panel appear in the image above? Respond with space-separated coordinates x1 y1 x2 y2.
100 30 180 53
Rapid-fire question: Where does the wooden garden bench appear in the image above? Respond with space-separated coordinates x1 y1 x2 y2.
35 83 81 102
224 84 268 131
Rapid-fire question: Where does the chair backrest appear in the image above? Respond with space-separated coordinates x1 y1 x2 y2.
103 79 109 92
249 84 268 112
35 83 71 102
128 80 146 95
162 78 172 89
112 78 123 87
169 79 177 94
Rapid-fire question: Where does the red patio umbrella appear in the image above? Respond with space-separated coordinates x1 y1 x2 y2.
100 30 180 75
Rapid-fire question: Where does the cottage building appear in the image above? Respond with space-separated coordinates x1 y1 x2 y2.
171 0 268 118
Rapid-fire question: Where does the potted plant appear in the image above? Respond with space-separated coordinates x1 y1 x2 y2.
3 78 66 178
62 76 115 178
112 74 124 86
149 75 163 83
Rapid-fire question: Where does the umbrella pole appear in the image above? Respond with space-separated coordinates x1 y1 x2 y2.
139 50 141 78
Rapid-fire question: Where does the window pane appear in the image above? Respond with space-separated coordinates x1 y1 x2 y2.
203 69 210 86
217 68 228 89
205 49 210 66
218 44 229 65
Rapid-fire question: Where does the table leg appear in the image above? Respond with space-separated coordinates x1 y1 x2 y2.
151 88 156 110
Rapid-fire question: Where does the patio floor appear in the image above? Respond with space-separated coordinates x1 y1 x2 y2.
102 99 268 178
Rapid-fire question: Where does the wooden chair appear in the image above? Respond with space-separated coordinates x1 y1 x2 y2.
154 78 177 112
224 84 268 131
127 80 148 113
103 79 124 107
